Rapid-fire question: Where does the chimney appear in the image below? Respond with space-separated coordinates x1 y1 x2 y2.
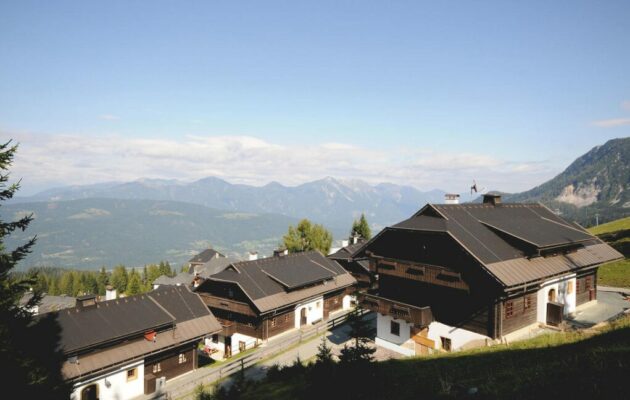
105 285 117 301
350 233 361 245
273 248 289 257
444 194 460 204
341 239 349 248
76 294 97 310
248 251 258 261
482 194 502 206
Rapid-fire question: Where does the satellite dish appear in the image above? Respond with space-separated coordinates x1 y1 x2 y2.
470 180 487 196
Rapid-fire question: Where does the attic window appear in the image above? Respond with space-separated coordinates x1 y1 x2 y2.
406 267 424 276
379 264 395 271
437 272 460 283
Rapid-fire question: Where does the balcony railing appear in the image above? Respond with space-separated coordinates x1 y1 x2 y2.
360 293 433 327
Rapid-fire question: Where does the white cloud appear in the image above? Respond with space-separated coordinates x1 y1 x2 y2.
99 114 120 121
7 132 557 194
591 118 630 128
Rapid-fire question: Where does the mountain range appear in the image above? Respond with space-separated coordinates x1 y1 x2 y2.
8 137 628 270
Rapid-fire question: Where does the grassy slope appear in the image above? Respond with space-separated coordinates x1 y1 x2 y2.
588 216 630 288
238 316 630 400
588 216 630 235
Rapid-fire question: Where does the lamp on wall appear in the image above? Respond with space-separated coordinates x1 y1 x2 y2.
104 378 111 388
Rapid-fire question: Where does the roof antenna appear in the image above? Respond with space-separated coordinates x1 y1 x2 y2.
470 180 487 197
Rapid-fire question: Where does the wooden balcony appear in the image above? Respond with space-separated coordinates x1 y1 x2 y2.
217 318 262 339
360 293 433 327
199 293 257 317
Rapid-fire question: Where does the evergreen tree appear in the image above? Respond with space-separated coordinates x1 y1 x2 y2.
83 273 98 295
315 335 334 366
338 308 375 364
96 267 109 295
283 219 333 254
0 140 70 397
142 265 148 286
351 213 372 240
59 271 75 296
110 265 128 293
127 271 142 295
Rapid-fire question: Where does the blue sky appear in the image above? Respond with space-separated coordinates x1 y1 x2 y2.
1 1 629 194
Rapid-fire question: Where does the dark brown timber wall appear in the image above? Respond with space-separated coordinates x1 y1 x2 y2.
576 269 597 306
500 292 538 335
144 343 196 388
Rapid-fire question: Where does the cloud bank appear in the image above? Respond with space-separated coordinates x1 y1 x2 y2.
8 132 557 194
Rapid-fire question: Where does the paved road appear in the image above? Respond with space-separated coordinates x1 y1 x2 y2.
570 290 630 327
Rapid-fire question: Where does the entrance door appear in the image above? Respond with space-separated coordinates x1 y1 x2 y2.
224 336 232 358
300 308 307 327
81 384 98 400
546 301 564 326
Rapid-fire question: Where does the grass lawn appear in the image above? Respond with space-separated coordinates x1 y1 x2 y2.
588 216 630 235
234 316 630 400
598 258 630 288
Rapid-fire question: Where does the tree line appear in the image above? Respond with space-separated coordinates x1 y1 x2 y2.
16 261 180 298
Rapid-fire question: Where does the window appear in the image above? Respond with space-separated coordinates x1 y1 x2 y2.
440 337 452 352
576 279 581 293
505 301 514 319
379 264 395 271
239 341 246 352
152 363 161 373
212 334 219 343
284 314 290 322
333 298 339 304
548 288 556 302
271 318 277 328
567 281 574 295
126 367 138 382
406 267 424 276
81 384 99 400
390 320 400 336
524 295 532 310
178 353 187 364
585 276 593 290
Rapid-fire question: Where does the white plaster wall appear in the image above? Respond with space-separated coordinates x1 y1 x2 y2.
426 321 490 351
294 297 324 328
230 332 258 356
536 274 576 323
375 313 412 345
71 360 144 400
375 337 415 356
342 295 353 310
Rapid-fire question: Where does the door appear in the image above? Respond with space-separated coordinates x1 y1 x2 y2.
80 384 98 400
224 335 232 358
546 301 564 326
300 308 307 327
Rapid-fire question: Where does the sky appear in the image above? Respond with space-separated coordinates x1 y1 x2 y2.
1 1 629 195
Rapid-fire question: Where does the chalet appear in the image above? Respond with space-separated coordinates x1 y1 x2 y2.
188 249 238 285
355 194 623 355
55 286 221 400
152 271 194 289
194 251 357 357
328 235 372 288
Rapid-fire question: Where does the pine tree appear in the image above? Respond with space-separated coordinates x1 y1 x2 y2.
338 308 375 364
351 213 372 240
127 271 142 295
315 335 334 365
96 267 109 295
59 271 75 296
110 265 128 293
0 140 70 397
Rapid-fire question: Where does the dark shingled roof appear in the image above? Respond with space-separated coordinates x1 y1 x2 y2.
359 202 622 287
193 256 238 278
55 295 173 355
55 286 219 355
210 251 349 301
189 248 224 264
152 272 193 286
149 285 211 322
328 241 366 261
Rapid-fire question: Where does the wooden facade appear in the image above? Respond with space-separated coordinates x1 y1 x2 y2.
144 343 197 394
500 292 538 335
576 270 597 306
